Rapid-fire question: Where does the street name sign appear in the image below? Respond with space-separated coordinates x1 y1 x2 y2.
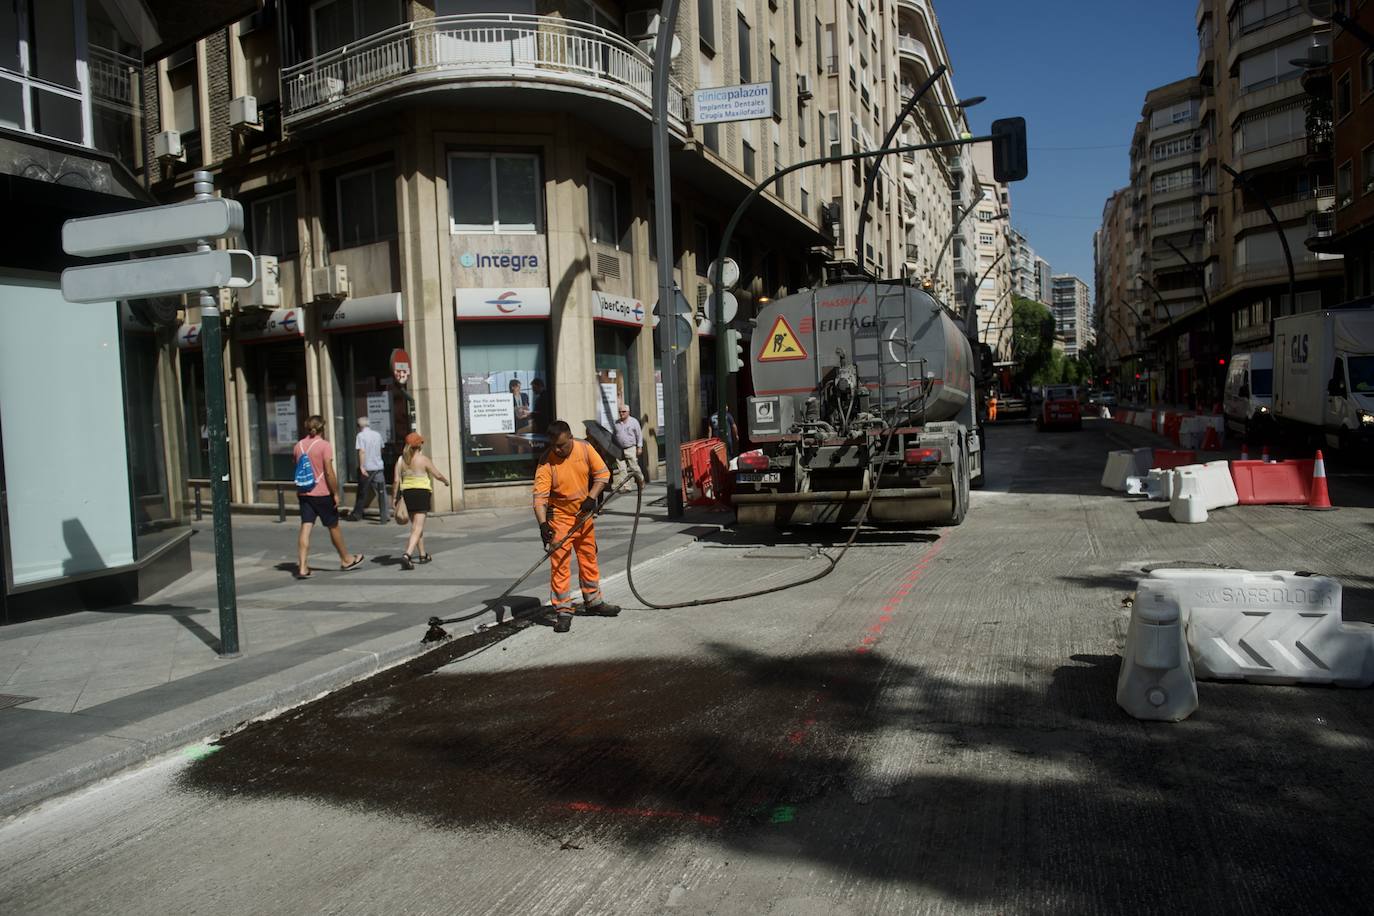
63 198 244 257
693 83 773 125
62 249 257 303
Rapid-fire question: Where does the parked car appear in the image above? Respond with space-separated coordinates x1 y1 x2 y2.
1038 385 1083 431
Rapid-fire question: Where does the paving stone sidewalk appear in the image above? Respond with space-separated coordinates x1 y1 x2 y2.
0 482 725 818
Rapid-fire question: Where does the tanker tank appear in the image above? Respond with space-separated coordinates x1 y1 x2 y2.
750 280 976 432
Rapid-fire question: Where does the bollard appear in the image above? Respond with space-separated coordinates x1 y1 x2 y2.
1117 581 1198 721
194 484 203 522
277 485 286 523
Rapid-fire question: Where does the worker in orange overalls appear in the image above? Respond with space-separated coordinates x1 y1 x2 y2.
533 419 618 633
987 391 999 423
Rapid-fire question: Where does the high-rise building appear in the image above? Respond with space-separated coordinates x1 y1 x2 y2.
970 142 1013 359
1095 187 1140 383
1051 274 1092 357
1034 256 1053 304
1008 226 1038 300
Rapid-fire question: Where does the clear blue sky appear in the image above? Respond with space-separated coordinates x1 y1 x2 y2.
937 0 1199 298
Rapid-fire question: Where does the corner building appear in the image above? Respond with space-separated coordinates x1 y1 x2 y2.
149 1 850 512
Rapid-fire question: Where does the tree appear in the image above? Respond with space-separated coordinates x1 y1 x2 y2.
1011 296 1054 389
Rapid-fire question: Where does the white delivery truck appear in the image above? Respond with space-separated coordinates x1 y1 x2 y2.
1222 351 1274 437
1272 308 1374 454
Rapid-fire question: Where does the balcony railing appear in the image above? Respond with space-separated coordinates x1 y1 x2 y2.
88 44 139 111
282 15 684 126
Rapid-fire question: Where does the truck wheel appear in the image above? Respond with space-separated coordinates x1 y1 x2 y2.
948 448 969 527
971 426 986 489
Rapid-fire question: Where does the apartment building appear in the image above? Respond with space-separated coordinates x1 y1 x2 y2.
1008 225 1037 301
1095 187 1142 386
1034 255 1052 304
133 1 986 514
1306 3 1374 299
1050 274 1091 357
969 141 1012 359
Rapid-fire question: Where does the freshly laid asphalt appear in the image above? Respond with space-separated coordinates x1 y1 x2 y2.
4 418 1374 914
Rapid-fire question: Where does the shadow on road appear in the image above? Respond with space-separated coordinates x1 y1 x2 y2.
181 633 1374 911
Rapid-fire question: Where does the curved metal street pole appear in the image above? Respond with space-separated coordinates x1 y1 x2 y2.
651 0 683 516
854 65 948 264
711 132 998 456
1218 165 1295 326
931 201 979 295
964 250 1006 336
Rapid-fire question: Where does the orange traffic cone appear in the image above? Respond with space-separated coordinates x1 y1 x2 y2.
1307 450 1334 510
1201 425 1221 451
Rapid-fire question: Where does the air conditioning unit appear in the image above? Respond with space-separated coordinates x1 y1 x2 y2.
797 74 813 101
626 10 659 39
239 255 280 308
229 95 260 130
154 129 183 161
311 264 349 301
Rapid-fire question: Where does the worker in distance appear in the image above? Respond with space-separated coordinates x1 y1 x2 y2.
533 420 621 632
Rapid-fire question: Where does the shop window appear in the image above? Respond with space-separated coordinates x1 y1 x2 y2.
121 322 178 554
328 328 408 481
180 350 209 479
334 162 397 249
243 341 309 483
457 322 549 484
589 172 620 249
448 152 541 233
594 325 640 428
249 189 300 258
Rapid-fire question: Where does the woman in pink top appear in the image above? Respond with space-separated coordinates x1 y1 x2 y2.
293 415 364 579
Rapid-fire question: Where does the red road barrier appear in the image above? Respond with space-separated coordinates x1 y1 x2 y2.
1153 449 1198 471
1229 459 1315 505
680 438 731 508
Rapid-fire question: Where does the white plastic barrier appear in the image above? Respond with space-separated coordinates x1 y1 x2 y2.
1101 447 1154 491
1150 568 1374 686
1177 416 1207 449
1169 472 1208 523
1166 460 1239 522
1117 579 1198 721
1126 467 1172 500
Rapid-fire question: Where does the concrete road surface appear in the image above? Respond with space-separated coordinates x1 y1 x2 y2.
4 419 1374 915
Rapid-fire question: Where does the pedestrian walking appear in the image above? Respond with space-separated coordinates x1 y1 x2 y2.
293 415 364 579
392 432 448 571
612 404 644 485
533 420 619 633
348 417 388 523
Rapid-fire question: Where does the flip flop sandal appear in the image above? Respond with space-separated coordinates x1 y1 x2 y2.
294 570 313 580
416 554 433 564
341 555 365 571
400 554 414 571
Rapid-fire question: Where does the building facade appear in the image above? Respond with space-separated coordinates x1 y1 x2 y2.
1095 186 1141 390
134 0 979 515
1050 274 1091 357
1008 225 1037 301
969 141 1012 359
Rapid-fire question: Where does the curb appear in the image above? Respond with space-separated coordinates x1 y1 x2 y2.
0 635 433 821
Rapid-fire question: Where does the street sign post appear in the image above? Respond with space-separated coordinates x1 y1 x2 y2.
60 170 250 659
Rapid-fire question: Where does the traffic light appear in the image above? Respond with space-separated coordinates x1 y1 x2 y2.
990 117 1028 183
724 328 745 373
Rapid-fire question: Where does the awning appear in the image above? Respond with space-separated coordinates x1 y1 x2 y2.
235 307 304 342
592 291 646 328
321 293 402 332
455 287 551 320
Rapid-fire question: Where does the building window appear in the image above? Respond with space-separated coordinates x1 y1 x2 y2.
703 121 719 152
166 48 200 161
827 110 840 157
800 186 809 217
589 171 619 248
697 0 714 51
737 14 751 82
336 163 397 248
1363 144 1374 195
457 323 550 484
1336 71 1352 121
1233 104 1304 155
1363 51 1374 99
448 152 541 234
1236 36 1311 94
310 0 401 56
770 47 781 117
1337 160 1353 208
249 189 300 259
742 140 756 179
814 18 822 72
243 339 308 483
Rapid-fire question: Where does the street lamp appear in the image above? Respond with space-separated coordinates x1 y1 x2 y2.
1203 166 1296 322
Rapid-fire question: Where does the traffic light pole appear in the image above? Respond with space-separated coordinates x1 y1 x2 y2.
711 133 999 459
651 0 685 517
193 170 240 658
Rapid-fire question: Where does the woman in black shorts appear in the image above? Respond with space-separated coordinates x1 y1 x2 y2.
392 432 448 570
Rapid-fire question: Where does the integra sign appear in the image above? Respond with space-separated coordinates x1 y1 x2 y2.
459 251 540 273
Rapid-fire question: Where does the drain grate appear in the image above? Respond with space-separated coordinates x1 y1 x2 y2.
0 694 37 711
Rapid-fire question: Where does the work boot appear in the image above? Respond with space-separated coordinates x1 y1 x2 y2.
584 600 621 617
553 612 573 633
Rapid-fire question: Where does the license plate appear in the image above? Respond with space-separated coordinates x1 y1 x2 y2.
737 472 780 484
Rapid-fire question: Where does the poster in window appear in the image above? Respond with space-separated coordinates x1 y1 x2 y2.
468 392 516 435
656 375 665 435
596 378 620 428
366 392 393 442
272 398 298 452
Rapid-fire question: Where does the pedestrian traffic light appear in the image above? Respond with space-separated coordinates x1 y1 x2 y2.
724 328 745 373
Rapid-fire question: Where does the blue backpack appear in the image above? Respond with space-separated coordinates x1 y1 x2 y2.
294 440 319 490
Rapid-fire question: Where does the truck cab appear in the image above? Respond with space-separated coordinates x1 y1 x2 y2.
1222 351 1274 437
1326 354 1374 452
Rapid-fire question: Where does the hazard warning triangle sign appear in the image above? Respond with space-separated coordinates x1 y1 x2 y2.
757 315 808 361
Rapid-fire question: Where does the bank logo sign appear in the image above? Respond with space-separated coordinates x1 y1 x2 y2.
455 287 552 320
592 291 646 328
459 250 541 272
693 82 773 125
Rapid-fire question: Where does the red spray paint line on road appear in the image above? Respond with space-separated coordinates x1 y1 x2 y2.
853 536 945 655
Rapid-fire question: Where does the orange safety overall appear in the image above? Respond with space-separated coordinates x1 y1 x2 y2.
987 395 998 422
533 440 611 612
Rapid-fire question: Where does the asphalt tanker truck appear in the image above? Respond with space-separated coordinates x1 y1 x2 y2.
732 277 983 528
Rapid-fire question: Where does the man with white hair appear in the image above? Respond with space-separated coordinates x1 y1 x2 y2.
348 416 388 523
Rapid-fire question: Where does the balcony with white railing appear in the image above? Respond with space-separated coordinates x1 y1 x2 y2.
281 15 686 135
